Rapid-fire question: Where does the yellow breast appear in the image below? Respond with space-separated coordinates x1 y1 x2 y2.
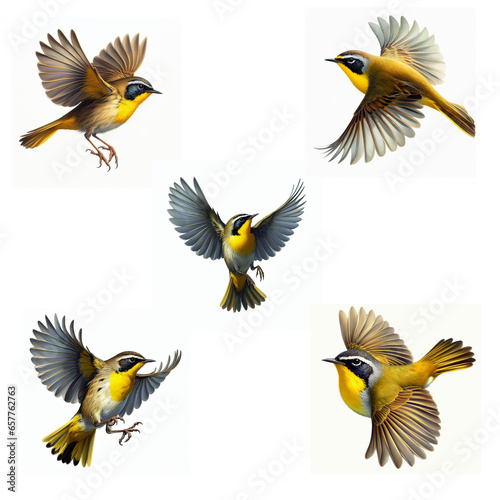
227 220 256 256
109 371 136 402
114 93 151 124
335 364 370 416
338 64 369 94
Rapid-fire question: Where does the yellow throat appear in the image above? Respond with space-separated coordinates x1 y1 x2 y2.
115 93 151 124
109 363 145 402
337 63 369 94
227 219 256 256
335 364 370 417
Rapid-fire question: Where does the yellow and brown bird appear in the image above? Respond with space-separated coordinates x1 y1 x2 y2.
323 307 475 468
168 178 305 312
30 315 181 466
321 16 475 164
20 30 161 170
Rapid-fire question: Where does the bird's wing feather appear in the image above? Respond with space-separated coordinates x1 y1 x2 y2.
118 351 182 417
92 34 147 82
366 387 441 468
37 30 114 107
370 16 445 85
168 178 225 260
30 315 103 404
339 307 413 365
320 84 424 164
252 180 306 261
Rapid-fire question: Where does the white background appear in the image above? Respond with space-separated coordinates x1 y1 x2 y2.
1 0 498 499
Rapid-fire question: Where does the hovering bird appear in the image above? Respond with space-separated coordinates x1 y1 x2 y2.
30 315 181 466
20 30 161 170
323 307 475 468
168 178 305 312
320 16 475 164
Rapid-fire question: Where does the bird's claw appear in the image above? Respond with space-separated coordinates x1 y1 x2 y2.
86 148 111 171
254 265 264 281
106 416 125 427
117 422 142 445
98 145 118 167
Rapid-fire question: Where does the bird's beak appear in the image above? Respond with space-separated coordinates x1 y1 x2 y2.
249 213 258 220
322 358 343 365
325 58 340 64
142 359 155 364
150 89 162 94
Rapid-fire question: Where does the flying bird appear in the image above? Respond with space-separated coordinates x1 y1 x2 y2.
30 315 181 466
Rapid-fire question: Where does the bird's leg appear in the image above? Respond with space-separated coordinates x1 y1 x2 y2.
85 136 111 171
102 416 142 446
251 264 264 281
99 416 124 427
93 134 119 168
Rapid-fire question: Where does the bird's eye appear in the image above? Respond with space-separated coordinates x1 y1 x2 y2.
351 359 361 366
347 58 354 64
138 84 144 89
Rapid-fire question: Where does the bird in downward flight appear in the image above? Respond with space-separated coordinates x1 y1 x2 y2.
168 178 305 312
20 30 161 170
321 16 475 164
323 307 475 468
30 315 181 466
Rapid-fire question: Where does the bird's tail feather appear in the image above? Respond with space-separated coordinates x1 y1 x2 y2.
437 100 475 137
20 115 77 148
420 338 475 376
43 415 96 467
220 275 266 312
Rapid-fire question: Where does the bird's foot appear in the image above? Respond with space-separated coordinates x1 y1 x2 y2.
98 145 119 168
251 265 264 281
245 274 255 286
117 422 142 445
104 418 142 445
86 148 111 171
100 415 124 427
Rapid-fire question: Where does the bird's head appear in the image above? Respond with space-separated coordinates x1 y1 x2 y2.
115 77 161 103
108 351 155 375
327 51 371 74
227 213 258 236
323 349 382 390
326 51 371 93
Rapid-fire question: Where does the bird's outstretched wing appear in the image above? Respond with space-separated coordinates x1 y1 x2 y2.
252 180 305 261
339 307 413 365
321 83 425 164
168 178 225 260
30 315 104 404
118 351 182 417
366 387 441 468
370 16 445 85
37 30 114 107
93 34 147 83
